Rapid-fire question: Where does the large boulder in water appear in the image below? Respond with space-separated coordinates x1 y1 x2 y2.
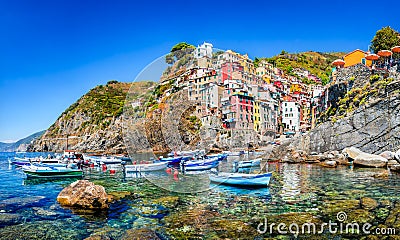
342 147 362 160
57 180 109 209
353 152 388 168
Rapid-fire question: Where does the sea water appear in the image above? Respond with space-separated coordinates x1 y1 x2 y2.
1 152 400 239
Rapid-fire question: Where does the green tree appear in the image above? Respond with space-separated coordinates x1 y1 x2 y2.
171 42 195 52
371 26 400 53
165 53 175 64
170 42 195 59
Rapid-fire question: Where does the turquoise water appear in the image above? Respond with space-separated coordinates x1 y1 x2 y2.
1 152 400 239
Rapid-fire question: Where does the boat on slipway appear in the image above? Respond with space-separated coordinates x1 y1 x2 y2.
209 172 272 187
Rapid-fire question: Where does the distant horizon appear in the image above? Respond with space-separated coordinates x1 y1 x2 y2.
1 0 399 142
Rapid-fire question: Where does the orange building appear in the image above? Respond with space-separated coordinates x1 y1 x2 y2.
343 49 372 67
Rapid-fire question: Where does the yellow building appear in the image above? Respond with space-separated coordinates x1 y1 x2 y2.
290 83 302 93
343 49 372 67
253 100 260 132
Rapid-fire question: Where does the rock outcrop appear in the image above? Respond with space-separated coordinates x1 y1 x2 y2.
29 81 156 153
272 93 400 159
57 180 109 209
353 151 388 168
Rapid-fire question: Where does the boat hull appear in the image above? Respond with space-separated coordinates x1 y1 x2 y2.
209 172 272 187
125 162 168 173
23 169 83 179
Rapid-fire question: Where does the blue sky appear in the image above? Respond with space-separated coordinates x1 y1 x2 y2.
0 0 399 142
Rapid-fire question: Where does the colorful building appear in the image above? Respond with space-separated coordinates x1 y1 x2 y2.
281 101 300 132
222 92 254 130
343 49 372 67
253 100 260 131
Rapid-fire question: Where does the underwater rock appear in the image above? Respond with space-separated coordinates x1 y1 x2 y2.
120 228 160 240
163 200 262 239
57 180 109 209
32 207 58 217
372 170 389 178
0 213 22 226
84 235 111 240
0 220 85 239
152 196 180 209
385 203 400 229
107 191 132 201
360 197 378 210
322 200 360 217
346 209 374 224
0 196 45 211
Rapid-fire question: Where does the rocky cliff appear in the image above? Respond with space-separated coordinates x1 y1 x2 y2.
271 71 400 158
29 81 156 153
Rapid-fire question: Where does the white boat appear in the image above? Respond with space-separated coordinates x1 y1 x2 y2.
98 156 122 165
83 154 122 165
124 161 168 173
236 158 262 168
22 164 83 179
222 151 245 156
181 157 219 171
209 172 272 187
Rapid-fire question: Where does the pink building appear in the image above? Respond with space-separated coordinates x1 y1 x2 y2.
220 62 243 83
222 92 254 130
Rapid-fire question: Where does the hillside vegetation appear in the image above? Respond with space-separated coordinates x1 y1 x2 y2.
257 51 345 85
30 81 156 153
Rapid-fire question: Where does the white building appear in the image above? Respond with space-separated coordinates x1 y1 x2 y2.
281 101 300 132
194 42 213 59
199 83 223 108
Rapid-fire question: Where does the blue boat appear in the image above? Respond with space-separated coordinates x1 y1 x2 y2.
209 172 272 187
206 153 228 161
181 157 219 171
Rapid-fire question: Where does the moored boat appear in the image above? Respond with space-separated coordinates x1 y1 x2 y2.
209 172 272 187
124 161 168 173
181 157 219 171
236 158 261 168
22 164 83 179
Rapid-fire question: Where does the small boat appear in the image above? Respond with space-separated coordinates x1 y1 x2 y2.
98 156 122 165
11 156 65 167
236 158 262 168
124 161 168 173
222 151 245 156
209 172 272 187
10 157 32 166
206 153 228 161
158 156 192 164
181 157 219 171
22 164 83 179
